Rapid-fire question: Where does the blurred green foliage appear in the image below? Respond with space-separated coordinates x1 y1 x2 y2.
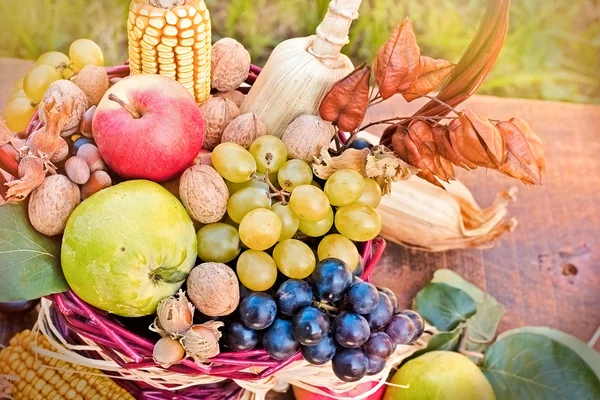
1 0 598 103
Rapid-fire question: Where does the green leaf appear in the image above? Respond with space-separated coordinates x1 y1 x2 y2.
0 203 68 301
415 282 477 331
406 325 463 363
498 327 600 380
481 333 600 400
432 269 505 351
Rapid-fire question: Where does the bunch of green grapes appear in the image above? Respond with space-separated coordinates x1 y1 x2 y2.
3 39 104 132
196 134 383 294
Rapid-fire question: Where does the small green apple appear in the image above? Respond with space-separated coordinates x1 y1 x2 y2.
61 180 197 317
384 351 496 400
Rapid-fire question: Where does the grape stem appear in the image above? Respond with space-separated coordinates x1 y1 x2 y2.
312 301 339 315
255 171 288 205
108 94 141 119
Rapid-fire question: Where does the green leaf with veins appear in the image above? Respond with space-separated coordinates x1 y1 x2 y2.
0 203 69 301
481 333 600 400
404 325 463 364
415 282 477 331
432 269 505 352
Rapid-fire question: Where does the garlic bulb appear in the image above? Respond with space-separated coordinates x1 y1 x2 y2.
241 0 362 137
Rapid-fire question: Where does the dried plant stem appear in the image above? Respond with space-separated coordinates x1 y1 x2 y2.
108 94 141 119
0 147 19 177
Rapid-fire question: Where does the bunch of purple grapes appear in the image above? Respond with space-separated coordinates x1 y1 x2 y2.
224 258 425 382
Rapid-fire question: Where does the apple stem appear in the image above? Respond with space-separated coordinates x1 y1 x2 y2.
108 94 141 119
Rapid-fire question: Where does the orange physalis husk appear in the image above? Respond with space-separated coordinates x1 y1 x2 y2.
374 18 420 100
510 117 546 174
319 64 371 132
403 56 455 102
496 121 542 185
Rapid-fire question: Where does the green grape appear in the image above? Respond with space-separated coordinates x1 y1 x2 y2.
249 135 288 173
236 250 278 291
69 39 104 72
212 143 257 183
324 169 365 206
298 207 334 237
289 185 330 221
23 64 61 102
317 234 360 271
3 97 37 132
239 208 282 250
356 178 382 208
277 160 313 191
270 202 299 241
335 204 382 242
9 89 27 101
227 186 271 223
13 77 24 90
197 223 240 263
272 239 316 279
225 173 269 194
36 51 70 68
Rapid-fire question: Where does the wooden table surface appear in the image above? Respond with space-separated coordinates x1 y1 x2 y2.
1 56 599 360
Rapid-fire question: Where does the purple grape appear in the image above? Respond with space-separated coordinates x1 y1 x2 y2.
73 137 95 156
262 319 300 360
332 347 368 382
333 312 370 348
385 314 416 345
311 258 352 302
301 334 336 365
275 279 313 316
349 138 373 150
399 310 425 342
363 331 394 361
364 292 393 330
292 306 329 346
366 357 386 376
344 281 379 314
239 293 276 330
225 321 258 351
377 287 398 313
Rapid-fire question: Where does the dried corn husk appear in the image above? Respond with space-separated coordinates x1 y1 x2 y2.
378 176 517 251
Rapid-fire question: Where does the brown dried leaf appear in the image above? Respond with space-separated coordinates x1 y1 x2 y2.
365 145 414 194
374 18 420 100
392 127 441 188
447 120 478 169
462 110 504 166
510 117 546 174
432 125 468 170
312 147 369 179
319 64 371 132
5 156 46 201
455 112 492 167
496 121 541 185
407 120 442 177
403 57 455 102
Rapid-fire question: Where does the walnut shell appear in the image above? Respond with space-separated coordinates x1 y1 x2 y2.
211 38 251 92
221 113 267 149
187 263 239 317
214 90 245 108
28 174 80 236
179 165 228 223
282 115 333 162
38 80 88 137
71 65 109 107
200 97 240 150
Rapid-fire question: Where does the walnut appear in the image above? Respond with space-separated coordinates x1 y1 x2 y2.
221 113 267 149
38 80 87 137
28 174 80 236
214 90 245 108
211 38 251 92
200 97 240 150
71 65 109 107
179 165 228 223
187 263 239 317
282 115 333 162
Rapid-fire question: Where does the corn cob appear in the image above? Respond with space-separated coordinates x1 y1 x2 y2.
127 0 212 105
0 330 134 400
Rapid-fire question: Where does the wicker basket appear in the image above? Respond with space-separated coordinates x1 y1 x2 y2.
24 65 427 400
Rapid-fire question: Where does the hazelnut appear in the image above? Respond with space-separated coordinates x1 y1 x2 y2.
81 170 112 200
77 143 105 172
211 38 251 92
50 138 69 163
187 263 239 317
221 113 267 149
282 115 333 162
153 290 195 338
28 174 80 236
79 106 96 138
181 322 223 363
201 97 240 150
153 337 186 368
65 156 91 185
179 165 228 224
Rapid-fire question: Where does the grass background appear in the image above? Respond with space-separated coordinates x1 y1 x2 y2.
0 0 598 103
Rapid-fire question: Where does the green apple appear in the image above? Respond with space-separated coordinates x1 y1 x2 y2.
61 180 197 317
384 351 496 400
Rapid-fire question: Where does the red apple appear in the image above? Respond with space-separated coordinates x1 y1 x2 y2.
293 381 386 400
92 74 204 181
